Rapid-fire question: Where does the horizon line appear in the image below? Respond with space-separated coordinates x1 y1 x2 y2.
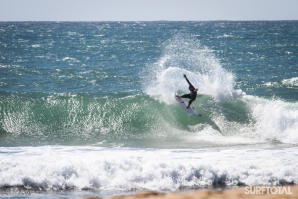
0 19 298 22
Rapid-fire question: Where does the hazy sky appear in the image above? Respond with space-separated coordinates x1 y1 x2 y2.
1 0 297 21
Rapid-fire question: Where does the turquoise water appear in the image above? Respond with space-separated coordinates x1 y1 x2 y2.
0 21 298 198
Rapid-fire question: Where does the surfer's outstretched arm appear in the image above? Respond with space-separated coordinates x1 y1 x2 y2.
183 74 194 88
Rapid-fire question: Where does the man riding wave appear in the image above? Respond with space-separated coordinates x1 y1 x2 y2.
175 74 198 108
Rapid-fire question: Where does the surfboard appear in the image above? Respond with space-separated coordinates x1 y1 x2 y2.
174 95 201 117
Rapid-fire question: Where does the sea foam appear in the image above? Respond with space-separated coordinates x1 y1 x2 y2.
0 146 297 191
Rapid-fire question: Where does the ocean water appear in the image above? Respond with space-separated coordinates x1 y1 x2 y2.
0 21 298 199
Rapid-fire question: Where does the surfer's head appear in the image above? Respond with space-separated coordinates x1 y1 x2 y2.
189 85 195 91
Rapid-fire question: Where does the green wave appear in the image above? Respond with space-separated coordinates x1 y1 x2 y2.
0 94 212 146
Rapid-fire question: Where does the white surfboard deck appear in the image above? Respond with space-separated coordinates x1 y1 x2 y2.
174 96 201 116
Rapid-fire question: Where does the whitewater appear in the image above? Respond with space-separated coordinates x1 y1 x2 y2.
0 21 297 199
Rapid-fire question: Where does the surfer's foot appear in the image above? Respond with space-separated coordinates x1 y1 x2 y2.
175 95 181 98
186 105 190 108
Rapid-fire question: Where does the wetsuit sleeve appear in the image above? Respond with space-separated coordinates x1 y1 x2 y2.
184 76 194 88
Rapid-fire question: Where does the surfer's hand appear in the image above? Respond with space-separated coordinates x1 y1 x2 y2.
183 74 186 78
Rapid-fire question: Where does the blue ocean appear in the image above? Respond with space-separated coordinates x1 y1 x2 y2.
0 21 298 199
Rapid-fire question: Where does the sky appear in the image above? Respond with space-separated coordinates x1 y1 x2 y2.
0 0 297 21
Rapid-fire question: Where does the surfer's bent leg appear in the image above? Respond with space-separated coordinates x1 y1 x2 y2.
180 94 191 99
188 98 195 107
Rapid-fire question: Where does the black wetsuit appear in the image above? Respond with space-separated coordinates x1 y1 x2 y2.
181 77 197 107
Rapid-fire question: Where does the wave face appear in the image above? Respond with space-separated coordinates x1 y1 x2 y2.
2 93 298 147
0 94 189 147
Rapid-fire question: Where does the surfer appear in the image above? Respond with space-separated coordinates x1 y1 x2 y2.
176 74 198 108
